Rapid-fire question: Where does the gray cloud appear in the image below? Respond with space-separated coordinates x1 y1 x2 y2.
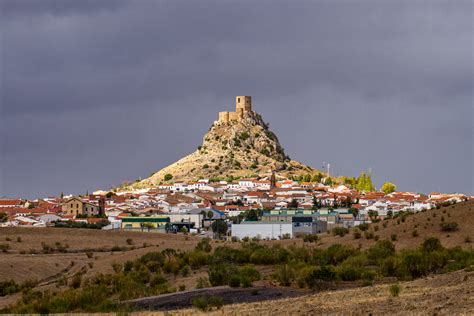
1 0 472 197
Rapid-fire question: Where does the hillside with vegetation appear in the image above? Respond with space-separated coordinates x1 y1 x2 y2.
318 200 474 250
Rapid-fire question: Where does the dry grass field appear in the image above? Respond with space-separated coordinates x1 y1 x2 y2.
0 228 204 283
167 269 474 315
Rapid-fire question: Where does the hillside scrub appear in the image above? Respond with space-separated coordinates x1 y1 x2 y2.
2 238 473 313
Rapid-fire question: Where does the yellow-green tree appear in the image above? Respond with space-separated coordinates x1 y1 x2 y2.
381 182 397 194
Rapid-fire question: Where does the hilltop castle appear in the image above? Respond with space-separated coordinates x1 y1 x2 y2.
218 96 252 122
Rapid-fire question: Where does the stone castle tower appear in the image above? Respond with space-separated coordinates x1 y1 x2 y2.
218 96 252 122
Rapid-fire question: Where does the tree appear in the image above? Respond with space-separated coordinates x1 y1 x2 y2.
211 220 228 237
311 173 322 183
368 210 379 221
303 174 311 182
324 177 333 185
357 172 375 192
240 209 263 222
0 212 8 223
164 174 173 181
288 199 298 209
348 207 359 219
207 210 214 220
381 182 397 194
365 174 375 192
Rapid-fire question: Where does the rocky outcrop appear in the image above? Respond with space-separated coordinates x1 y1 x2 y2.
131 109 314 187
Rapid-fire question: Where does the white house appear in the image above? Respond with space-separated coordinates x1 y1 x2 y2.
231 221 293 240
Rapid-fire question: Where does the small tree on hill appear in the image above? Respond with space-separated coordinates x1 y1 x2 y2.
164 174 173 181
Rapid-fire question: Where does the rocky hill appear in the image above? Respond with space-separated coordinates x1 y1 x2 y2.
134 98 317 187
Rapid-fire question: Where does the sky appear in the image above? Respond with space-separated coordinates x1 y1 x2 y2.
0 0 472 198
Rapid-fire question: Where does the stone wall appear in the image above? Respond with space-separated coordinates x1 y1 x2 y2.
217 96 253 122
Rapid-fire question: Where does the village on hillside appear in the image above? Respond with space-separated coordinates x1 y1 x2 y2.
0 176 470 240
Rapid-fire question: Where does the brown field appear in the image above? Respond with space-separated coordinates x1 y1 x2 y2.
166 269 474 315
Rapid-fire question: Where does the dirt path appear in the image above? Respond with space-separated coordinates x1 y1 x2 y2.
126 286 308 311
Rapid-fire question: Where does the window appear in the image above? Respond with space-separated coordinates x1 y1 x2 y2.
238 98 240 102
71 203 73 207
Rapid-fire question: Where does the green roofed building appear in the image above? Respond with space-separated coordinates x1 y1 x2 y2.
121 216 170 231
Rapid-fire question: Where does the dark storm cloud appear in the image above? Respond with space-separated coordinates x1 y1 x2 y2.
1 0 472 197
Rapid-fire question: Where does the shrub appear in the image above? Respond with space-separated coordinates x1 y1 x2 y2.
325 244 358 265
389 284 401 297
353 230 361 239
126 238 133 245
0 244 10 253
307 266 336 284
239 265 261 282
0 280 20 296
412 230 418 237
440 222 458 232
85 251 93 259
180 265 190 277
332 227 349 237
337 266 361 281
16 237 22 242
188 251 209 269
229 275 240 287
179 284 186 291
364 231 374 239
208 264 236 286
192 296 224 311
196 277 210 289
195 238 212 253
367 240 395 264
421 237 443 253
273 264 294 286
164 174 173 181
358 223 369 231
303 234 319 243
391 234 398 241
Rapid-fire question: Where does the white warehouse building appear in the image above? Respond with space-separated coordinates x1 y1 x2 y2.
231 221 293 240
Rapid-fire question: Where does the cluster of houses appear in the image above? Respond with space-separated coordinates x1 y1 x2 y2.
0 177 470 240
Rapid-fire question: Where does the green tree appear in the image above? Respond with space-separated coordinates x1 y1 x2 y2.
288 199 298 209
164 174 173 181
381 182 397 194
348 207 359 219
211 220 228 237
303 174 311 182
368 210 379 221
0 212 8 222
366 174 375 192
357 172 375 192
311 173 322 183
